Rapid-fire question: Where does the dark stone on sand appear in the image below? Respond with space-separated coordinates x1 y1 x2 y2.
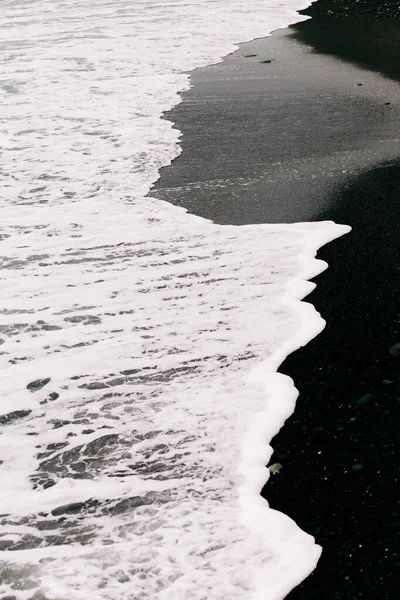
51 502 86 517
48 392 59 401
0 338 4 345
27 378 50 392
244 53 257 57
82 429 95 434
0 409 32 425
258 59 272 63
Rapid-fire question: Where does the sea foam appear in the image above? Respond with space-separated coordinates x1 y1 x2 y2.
0 1 350 598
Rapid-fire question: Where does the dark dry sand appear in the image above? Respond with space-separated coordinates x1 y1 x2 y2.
151 2 400 599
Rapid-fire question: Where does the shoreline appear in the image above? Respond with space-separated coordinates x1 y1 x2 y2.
271 159 400 600
151 2 400 598
152 25 400 225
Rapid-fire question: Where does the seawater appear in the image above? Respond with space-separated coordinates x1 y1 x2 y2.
0 1 350 598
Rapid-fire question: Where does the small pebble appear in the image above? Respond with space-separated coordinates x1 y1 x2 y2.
269 463 283 475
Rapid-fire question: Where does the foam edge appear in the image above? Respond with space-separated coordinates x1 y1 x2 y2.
238 220 352 599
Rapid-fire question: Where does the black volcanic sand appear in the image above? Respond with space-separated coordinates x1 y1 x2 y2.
270 161 400 600
151 2 400 599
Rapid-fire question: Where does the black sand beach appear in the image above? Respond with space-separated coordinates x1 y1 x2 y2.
152 1 399 598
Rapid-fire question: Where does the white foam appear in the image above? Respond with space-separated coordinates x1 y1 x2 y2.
0 1 350 599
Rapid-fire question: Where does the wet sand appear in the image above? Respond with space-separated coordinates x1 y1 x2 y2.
151 3 400 598
152 21 400 225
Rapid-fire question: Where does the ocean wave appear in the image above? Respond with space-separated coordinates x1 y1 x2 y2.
0 1 349 598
